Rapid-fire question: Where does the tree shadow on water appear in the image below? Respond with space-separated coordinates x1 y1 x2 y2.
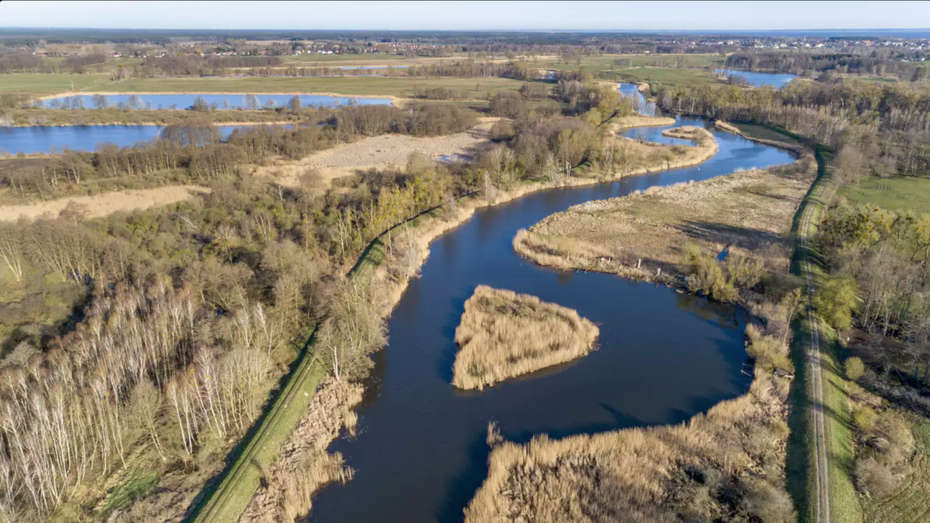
434 429 492 523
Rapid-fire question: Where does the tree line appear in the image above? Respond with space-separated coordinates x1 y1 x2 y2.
725 51 925 80
655 80 930 174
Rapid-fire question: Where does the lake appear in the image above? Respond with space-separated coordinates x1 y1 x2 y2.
35 93 393 110
715 69 798 88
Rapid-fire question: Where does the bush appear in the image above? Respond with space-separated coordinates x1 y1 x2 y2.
745 325 794 374
489 91 525 118
853 405 878 433
855 457 898 498
846 356 865 381
685 244 739 302
812 275 859 331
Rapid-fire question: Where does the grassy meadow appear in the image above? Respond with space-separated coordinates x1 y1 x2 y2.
1 74 538 99
0 73 111 95
613 66 720 86
836 175 930 214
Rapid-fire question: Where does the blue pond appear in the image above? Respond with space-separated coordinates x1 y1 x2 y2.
35 93 392 110
0 125 285 155
715 69 798 89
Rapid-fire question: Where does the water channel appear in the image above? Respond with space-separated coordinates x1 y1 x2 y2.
308 87 796 522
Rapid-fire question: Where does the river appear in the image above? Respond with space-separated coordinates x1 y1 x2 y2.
307 88 795 522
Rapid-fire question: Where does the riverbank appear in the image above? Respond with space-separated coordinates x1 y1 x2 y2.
204 116 724 523
610 114 675 130
465 365 794 522
714 120 807 154
464 134 815 523
513 159 814 288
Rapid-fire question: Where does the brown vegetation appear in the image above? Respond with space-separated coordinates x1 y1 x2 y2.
258 118 500 187
452 286 598 390
513 160 815 293
240 379 362 523
465 363 795 522
0 185 209 222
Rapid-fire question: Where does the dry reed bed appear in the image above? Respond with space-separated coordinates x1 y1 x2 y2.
452 286 599 390
464 369 793 522
259 117 501 187
0 185 211 222
513 164 815 286
610 115 676 130
240 379 363 523
662 125 714 144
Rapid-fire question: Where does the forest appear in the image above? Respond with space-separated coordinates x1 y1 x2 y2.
0 72 642 518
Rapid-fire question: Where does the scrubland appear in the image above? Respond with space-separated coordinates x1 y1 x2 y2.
452 286 598 390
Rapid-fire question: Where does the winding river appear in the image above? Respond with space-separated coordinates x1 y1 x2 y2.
308 88 795 522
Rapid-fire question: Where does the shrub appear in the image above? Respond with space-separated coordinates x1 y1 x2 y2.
846 356 865 381
853 405 878 433
812 275 859 331
855 457 898 498
745 325 794 374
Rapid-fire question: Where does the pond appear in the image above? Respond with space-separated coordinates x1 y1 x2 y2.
34 93 393 110
0 124 284 155
715 69 798 89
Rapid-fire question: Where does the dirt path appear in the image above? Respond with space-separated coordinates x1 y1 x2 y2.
259 118 499 187
0 185 209 222
799 177 831 523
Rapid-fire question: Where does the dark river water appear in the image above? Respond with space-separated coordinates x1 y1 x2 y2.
308 96 795 521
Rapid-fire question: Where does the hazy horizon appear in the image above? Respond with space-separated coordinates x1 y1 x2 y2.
1 1 928 32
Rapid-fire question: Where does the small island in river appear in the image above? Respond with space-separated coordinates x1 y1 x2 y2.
452 285 599 390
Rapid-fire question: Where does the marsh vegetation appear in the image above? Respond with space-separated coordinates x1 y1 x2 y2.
452 285 599 390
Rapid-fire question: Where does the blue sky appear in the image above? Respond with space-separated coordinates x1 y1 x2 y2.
0 1 928 31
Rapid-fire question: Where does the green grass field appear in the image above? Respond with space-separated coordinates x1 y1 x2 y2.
0 73 111 95
1 74 535 99
731 122 804 148
612 67 720 86
538 53 723 71
837 175 930 214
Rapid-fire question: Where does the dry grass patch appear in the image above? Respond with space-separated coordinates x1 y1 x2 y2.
610 115 676 130
452 285 599 390
258 118 499 187
464 369 794 523
0 185 210 222
662 125 715 144
514 161 815 286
